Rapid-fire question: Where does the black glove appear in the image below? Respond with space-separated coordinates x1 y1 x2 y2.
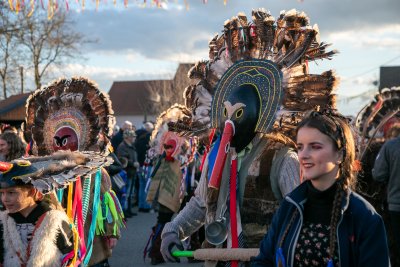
160 232 184 262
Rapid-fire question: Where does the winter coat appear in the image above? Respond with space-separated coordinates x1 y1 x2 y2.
251 181 390 267
0 202 73 267
117 141 138 179
135 129 151 166
372 137 400 212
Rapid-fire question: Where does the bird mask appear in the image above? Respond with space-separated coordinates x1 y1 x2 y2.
209 59 283 189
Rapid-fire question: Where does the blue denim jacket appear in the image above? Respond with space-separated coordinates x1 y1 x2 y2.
251 181 390 267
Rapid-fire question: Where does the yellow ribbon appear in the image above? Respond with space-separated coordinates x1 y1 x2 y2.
67 183 74 220
67 222 79 267
8 0 14 11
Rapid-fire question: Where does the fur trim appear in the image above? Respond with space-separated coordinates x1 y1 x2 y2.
1 210 69 267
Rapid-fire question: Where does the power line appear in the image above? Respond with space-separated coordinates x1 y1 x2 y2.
348 55 400 79
381 55 400 66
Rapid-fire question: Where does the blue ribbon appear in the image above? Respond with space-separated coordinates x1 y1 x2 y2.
83 169 102 266
207 136 220 181
56 188 64 203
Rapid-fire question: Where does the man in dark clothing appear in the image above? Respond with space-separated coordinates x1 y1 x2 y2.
373 125 400 255
117 129 139 217
135 122 154 212
111 121 133 151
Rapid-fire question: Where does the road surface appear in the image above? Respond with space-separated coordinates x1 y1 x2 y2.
109 209 203 267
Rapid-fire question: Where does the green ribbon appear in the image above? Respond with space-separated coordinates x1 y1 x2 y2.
172 251 194 258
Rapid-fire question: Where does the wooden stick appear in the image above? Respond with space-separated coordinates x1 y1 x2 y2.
173 248 260 261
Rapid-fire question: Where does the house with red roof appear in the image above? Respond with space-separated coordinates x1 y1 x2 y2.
109 63 193 128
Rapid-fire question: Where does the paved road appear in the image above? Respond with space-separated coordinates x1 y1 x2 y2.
109 209 203 267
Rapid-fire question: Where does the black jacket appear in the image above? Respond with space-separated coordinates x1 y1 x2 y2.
117 141 138 178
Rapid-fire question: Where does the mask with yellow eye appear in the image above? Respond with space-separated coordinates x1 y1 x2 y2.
211 59 284 152
222 84 261 152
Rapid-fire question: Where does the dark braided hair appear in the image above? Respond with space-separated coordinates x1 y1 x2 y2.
296 108 357 262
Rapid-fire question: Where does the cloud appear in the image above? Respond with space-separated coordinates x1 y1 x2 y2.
69 0 399 63
41 63 174 91
71 7 214 61
361 38 400 50
327 24 400 50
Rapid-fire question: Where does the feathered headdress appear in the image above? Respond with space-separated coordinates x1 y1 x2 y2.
0 150 112 193
170 8 339 144
25 77 115 156
355 86 400 158
149 104 195 163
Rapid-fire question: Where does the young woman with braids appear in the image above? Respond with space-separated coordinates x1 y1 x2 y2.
252 110 390 267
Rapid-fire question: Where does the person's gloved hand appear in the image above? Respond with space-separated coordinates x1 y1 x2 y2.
160 232 184 262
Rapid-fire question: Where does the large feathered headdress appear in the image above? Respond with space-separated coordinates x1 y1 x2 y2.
25 77 115 156
355 86 400 158
170 9 339 145
149 104 196 163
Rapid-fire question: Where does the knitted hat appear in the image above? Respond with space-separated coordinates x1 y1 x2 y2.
123 129 136 138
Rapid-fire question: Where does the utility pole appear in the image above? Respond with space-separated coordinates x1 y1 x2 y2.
19 66 24 93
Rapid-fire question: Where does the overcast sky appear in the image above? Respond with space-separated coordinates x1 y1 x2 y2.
47 0 400 115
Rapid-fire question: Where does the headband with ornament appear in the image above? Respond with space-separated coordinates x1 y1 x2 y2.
355 86 400 158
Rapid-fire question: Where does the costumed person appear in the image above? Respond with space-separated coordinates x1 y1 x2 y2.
354 86 400 265
0 149 111 267
252 108 390 267
145 104 196 265
161 9 338 266
24 77 125 267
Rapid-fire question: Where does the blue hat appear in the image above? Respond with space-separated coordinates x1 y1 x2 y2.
0 161 38 189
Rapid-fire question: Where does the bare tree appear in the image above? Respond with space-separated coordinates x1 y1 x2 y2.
18 9 88 89
0 3 22 99
143 64 194 116
0 6 89 98
171 63 193 104
143 80 173 116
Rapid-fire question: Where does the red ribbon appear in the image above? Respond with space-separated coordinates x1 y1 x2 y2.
209 122 234 189
229 156 238 267
72 177 86 264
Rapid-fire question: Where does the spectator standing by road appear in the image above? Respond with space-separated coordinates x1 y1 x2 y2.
135 122 154 212
112 121 133 150
0 132 25 162
252 110 390 267
117 129 140 217
373 123 400 256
